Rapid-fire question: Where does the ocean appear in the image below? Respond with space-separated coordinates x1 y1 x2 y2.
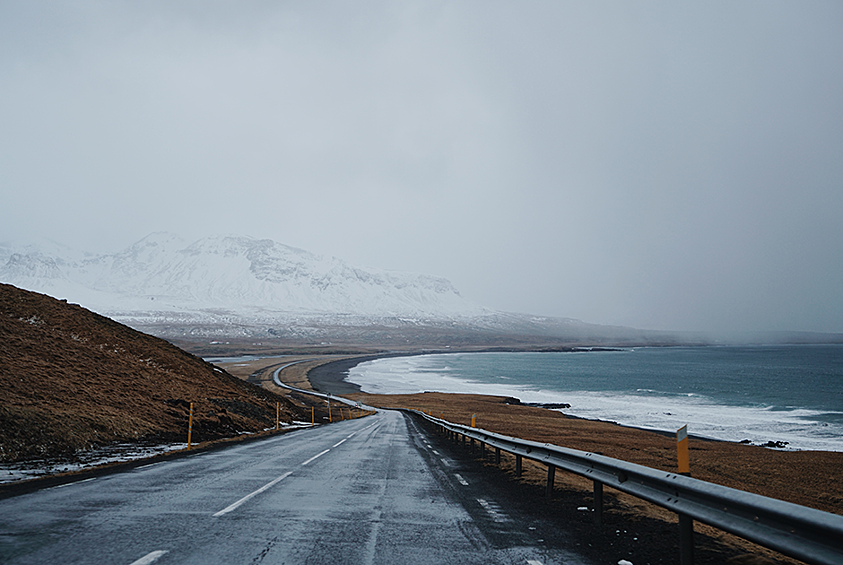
346 345 843 451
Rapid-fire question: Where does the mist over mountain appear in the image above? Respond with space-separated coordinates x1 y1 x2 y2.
0 233 641 346
5 233 834 347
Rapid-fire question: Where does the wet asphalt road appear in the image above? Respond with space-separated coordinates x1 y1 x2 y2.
0 411 594 565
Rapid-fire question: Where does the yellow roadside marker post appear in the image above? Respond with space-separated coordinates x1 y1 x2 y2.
677 424 690 475
187 402 194 449
328 400 332 423
471 414 476 428
311 406 314 425
276 402 280 430
677 424 693 564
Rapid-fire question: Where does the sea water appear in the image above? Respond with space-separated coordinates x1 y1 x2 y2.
346 345 843 451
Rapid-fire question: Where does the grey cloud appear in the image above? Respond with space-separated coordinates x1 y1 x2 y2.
1 1 842 334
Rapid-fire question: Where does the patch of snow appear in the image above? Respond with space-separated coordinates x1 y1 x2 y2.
0 442 189 484
0 233 491 324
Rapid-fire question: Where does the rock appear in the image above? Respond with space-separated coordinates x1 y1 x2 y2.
762 440 789 449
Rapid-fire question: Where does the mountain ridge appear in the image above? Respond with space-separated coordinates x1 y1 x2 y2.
5 232 669 346
0 232 488 319
3 233 839 347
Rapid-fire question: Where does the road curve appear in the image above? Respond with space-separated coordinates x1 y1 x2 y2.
0 411 593 565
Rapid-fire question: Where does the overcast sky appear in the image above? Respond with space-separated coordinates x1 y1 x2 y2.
2 1 842 334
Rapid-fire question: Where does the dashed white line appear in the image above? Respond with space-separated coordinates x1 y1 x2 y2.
477 498 510 523
214 428 364 517
213 471 292 516
431 449 440 455
301 449 330 466
526 560 544 565
129 550 169 565
454 473 469 486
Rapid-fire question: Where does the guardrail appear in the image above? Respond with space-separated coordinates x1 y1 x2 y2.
409 410 843 565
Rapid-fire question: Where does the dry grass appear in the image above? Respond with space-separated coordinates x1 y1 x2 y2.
0 284 310 462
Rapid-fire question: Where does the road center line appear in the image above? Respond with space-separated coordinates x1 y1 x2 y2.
332 438 347 448
301 448 330 466
213 471 292 516
129 550 169 565
454 473 469 486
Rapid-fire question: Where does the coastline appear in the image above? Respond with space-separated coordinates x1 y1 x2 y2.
305 347 623 395
307 353 720 442
306 351 431 394
317 347 843 452
297 352 843 518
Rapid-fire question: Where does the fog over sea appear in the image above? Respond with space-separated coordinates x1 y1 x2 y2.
346 346 843 452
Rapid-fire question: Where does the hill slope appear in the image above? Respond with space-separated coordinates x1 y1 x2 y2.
0 283 299 463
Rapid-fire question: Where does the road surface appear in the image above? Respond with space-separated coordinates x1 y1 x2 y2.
0 411 594 565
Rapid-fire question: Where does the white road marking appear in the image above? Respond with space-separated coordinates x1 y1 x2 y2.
432 449 440 455
129 550 169 565
51 477 96 489
477 498 510 523
526 561 544 565
301 449 330 466
332 438 347 448
454 473 469 486
213 471 292 516
440 459 451 466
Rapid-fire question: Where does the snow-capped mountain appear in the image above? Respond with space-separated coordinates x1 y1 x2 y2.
1 233 694 346
0 233 492 337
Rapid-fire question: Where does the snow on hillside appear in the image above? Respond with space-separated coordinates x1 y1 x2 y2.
0 233 490 327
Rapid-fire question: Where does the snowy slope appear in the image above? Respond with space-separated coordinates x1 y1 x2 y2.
0 233 489 326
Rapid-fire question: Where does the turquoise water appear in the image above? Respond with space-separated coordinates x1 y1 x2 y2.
347 345 843 451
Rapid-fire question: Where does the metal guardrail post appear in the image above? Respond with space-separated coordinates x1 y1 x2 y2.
495 447 501 465
546 464 556 497
593 481 603 526
680 514 694 565
515 454 522 477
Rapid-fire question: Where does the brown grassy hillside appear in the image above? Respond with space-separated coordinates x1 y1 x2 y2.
0 283 302 463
